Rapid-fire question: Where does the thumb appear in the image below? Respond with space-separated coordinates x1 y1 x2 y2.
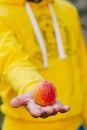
10 92 32 108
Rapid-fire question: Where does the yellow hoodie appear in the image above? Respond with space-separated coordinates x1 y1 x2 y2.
0 0 87 130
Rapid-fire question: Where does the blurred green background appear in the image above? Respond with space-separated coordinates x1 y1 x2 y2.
0 0 87 130
0 96 4 130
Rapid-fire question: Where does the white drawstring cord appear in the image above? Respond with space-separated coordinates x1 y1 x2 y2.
25 2 66 67
48 3 66 59
25 2 48 68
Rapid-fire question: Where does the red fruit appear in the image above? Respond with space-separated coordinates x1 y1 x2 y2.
33 80 57 106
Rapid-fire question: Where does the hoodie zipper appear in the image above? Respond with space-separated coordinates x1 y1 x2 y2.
25 2 66 67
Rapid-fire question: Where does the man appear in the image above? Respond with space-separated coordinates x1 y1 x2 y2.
0 0 87 130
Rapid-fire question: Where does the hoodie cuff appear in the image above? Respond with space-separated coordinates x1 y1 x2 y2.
18 79 43 95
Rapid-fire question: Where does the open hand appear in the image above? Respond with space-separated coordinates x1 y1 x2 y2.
10 92 70 118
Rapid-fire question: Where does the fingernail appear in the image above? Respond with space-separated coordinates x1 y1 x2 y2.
64 106 70 111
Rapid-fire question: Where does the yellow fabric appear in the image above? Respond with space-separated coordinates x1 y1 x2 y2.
0 0 54 6
0 0 87 130
2 116 83 130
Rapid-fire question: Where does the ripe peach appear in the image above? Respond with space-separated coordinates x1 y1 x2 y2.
33 80 57 106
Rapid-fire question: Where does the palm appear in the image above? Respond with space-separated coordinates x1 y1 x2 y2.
10 92 70 118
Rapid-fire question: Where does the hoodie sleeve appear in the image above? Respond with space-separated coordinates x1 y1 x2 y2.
0 18 43 95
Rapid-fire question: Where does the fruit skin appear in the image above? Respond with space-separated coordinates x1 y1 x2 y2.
33 80 57 106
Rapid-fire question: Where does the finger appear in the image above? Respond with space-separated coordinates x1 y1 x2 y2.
25 99 42 118
52 103 61 111
52 99 70 113
40 106 56 118
40 112 49 118
41 106 54 115
60 106 70 113
40 109 58 118
10 93 32 108
51 111 58 115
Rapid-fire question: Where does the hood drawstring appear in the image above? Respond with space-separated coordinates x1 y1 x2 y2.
25 2 66 68
48 3 66 59
25 2 48 68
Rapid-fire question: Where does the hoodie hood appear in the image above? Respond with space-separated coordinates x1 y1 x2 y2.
0 0 54 5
